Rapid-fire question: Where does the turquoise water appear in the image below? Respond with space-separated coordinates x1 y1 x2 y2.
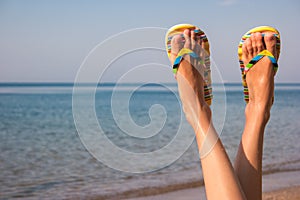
0 83 299 199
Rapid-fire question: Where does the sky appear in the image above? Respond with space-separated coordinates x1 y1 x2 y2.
0 0 299 83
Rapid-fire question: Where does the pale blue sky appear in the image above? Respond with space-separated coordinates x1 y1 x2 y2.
0 0 299 83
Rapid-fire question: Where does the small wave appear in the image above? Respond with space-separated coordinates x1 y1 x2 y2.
263 159 300 175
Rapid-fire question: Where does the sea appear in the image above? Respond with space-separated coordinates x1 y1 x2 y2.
0 83 299 199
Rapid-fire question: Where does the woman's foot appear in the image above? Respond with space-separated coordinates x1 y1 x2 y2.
169 29 211 140
242 32 278 123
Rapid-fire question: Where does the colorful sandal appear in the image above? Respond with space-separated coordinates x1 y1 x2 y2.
165 24 213 105
238 26 281 103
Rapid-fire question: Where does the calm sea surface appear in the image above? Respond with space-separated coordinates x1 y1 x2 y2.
0 83 299 199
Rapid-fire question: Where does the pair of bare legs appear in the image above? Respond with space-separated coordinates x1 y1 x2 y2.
169 29 279 200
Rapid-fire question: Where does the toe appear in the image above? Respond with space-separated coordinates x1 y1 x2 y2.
251 32 264 54
196 32 202 46
264 32 277 59
183 29 191 49
245 38 253 58
199 37 207 60
243 38 253 64
170 35 183 64
171 35 183 54
250 33 259 54
242 42 248 64
191 30 196 50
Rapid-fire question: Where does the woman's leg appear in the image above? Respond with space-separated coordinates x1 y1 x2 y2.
170 29 246 200
234 32 279 200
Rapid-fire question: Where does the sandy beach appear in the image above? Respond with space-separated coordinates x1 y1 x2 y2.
123 186 300 200
122 171 300 200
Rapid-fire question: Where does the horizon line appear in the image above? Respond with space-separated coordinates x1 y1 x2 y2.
0 82 299 87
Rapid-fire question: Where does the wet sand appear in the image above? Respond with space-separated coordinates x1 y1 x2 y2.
123 186 300 200
263 186 300 200
123 171 300 200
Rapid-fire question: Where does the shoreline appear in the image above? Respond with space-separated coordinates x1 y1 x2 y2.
91 170 300 200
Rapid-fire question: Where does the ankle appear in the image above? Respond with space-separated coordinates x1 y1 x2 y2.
192 103 212 133
245 102 271 125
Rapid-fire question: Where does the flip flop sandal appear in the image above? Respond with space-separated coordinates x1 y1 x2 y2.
165 24 213 105
238 26 281 103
